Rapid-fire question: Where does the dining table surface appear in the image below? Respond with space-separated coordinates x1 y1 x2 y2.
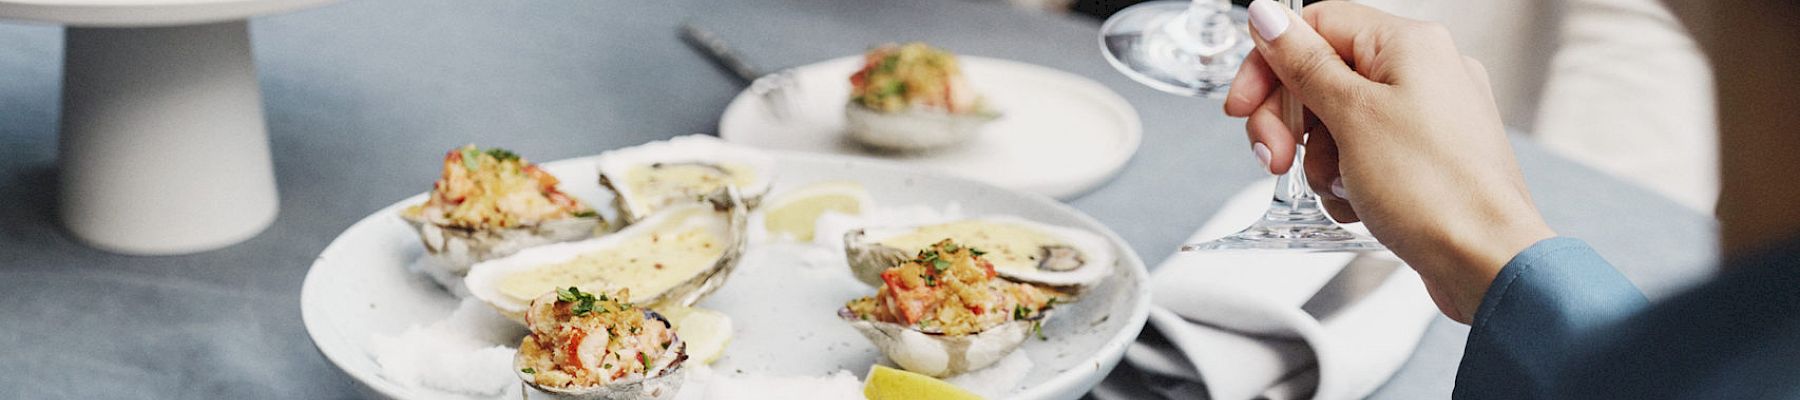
0 0 1720 398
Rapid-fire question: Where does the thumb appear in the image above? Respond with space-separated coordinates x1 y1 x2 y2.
1246 0 1367 106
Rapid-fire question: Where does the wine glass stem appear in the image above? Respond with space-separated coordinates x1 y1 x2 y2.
1271 0 1316 215
1272 77 1321 217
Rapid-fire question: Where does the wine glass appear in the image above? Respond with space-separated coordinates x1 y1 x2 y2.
1101 0 1385 252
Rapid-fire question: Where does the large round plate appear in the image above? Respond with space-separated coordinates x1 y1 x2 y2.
719 56 1142 200
301 150 1150 400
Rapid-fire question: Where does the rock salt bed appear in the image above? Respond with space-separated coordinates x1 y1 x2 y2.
946 350 1036 398
370 298 526 397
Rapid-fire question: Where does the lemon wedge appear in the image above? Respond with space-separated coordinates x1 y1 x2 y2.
660 306 733 364
762 181 871 241
863 364 983 400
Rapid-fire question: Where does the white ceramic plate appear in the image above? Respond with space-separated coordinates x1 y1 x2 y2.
719 56 1142 200
300 150 1151 400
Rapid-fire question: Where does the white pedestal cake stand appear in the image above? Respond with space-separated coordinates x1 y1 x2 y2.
0 0 337 255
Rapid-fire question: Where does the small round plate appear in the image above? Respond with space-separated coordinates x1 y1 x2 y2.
301 150 1151 400
719 56 1142 200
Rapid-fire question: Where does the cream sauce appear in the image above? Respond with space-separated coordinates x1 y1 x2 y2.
876 221 1062 275
499 211 725 303
624 163 756 211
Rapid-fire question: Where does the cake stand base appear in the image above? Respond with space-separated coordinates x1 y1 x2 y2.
58 20 278 255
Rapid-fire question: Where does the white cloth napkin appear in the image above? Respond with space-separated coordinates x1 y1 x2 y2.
1109 178 1438 400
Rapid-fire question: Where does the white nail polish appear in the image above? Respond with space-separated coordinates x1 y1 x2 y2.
1253 143 1273 174
1248 0 1290 40
1331 178 1350 199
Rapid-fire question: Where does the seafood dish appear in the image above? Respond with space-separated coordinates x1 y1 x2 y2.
516 287 687 399
401 145 603 294
465 190 748 323
840 239 1061 377
844 42 1000 151
597 135 775 224
845 216 1115 289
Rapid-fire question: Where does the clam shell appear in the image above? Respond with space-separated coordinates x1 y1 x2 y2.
516 310 690 400
843 101 999 152
465 190 749 323
843 216 1116 289
837 307 1045 378
402 215 602 296
596 135 775 225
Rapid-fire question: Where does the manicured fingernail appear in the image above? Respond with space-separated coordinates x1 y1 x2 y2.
1248 0 1290 40
1253 142 1273 174
1330 178 1350 199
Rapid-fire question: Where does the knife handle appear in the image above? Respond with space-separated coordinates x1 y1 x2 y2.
679 22 763 84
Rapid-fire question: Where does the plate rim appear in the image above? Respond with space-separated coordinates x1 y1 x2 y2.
299 149 1153 400
717 54 1144 200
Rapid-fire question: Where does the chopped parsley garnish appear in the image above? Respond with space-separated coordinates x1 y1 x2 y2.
572 210 599 218
639 353 653 371
1013 305 1030 320
484 148 521 162
457 146 522 170
969 247 987 257
1034 321 1048 341
878 54 899 73
557 287 601 316
460 147 481 170
520 368 535 374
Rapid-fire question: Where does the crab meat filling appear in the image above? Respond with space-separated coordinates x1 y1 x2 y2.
846 239 1059 336
404 145 593 229
519 287 677 388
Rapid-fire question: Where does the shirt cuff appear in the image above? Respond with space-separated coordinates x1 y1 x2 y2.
1456 237 1648 399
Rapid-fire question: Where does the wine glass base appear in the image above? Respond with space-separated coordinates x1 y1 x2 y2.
1182 220 1385 252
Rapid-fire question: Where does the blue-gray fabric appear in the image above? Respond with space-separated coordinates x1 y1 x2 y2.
1457 236 1800 399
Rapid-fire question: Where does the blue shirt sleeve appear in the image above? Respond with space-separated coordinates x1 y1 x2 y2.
1452 237 1648 399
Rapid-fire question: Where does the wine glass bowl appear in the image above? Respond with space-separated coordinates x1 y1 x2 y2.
1099 0 1251 98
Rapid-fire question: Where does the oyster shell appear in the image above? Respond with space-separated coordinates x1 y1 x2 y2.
839 239 1061 378
597 135 775 224
843 101 1000 152
515 296 689 400
465 190 748 323
405 217 601 296
844 216 1115 289
837 308 1045 378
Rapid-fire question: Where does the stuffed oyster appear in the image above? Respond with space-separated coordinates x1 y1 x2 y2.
844 216 1116 290
840 239 1062 377
516 287 687 400
466 189 748 323
401 145 602 295
597 135 775 225
845 42 1000 151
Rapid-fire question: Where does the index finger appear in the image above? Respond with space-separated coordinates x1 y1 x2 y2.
1300 1 1417 82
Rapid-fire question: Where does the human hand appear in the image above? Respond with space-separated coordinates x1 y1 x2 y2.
1224 0 1556 323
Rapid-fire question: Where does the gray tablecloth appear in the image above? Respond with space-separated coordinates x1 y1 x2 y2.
0 0 1718 398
